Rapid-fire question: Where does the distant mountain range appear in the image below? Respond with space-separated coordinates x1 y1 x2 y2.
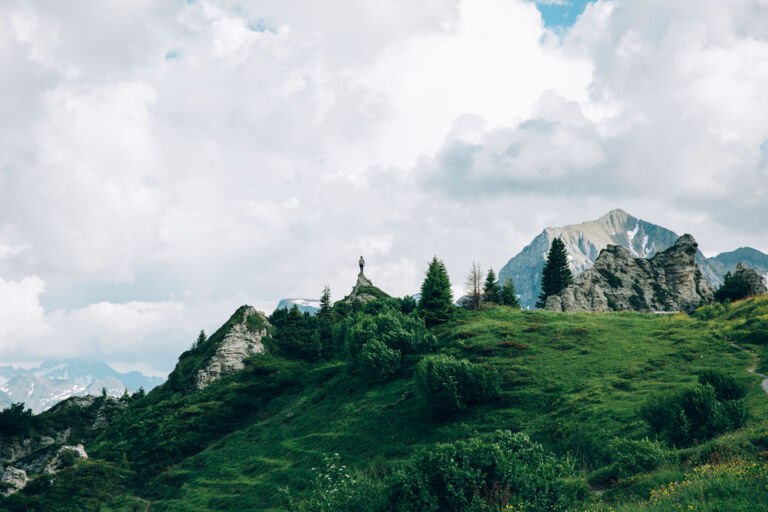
499 209 768 309
275 298 321 315
0 360 164 413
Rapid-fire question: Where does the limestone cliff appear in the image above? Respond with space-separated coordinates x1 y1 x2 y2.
545 234 713 313
194 306 269 390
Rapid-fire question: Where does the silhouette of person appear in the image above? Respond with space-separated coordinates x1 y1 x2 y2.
359 256 365 273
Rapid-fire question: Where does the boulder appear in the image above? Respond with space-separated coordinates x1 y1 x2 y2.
545 234 713 313
0 466 27 496
195 306 269 390
340 272 388 305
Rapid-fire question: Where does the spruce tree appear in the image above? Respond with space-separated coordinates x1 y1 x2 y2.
419 256 454 327
319 285 332 315
193 329 207 349
536 237 573 308
463 261 483 310
483 268 500 304
500 278 521 308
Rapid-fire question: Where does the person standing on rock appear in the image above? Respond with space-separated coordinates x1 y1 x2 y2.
359 256 365 274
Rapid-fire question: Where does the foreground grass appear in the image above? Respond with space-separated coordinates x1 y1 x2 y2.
142 302 765 510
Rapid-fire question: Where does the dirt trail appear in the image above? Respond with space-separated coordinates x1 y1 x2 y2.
727 341 768 396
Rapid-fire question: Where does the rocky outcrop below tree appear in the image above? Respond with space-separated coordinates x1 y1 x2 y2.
731 263 768 296
545 234 714 313
194 306 269 390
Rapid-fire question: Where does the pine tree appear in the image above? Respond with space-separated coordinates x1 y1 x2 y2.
483 268 500 304
192 329 207 349
463 261 483 310
500 278 521 308
714 271 752 302
419 256 454 327
536 237 573 308
320 285 332 315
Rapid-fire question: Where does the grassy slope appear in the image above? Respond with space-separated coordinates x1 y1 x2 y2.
139 303 766 511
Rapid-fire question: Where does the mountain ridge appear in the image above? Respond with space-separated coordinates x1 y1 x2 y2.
499 209 768 309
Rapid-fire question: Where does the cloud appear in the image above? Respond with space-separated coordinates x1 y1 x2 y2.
0 0 767 373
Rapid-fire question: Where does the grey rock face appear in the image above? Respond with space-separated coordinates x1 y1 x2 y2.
0 467 27 496
545 234 713 313
732 263 768 296
195 306 268 390
341 272 380 304
498 209 768 309
43 444 88 475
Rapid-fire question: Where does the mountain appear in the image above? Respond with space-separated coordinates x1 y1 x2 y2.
498 209 768 309
0 360 164 413
275 298 321 315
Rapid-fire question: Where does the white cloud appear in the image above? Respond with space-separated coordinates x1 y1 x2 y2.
0 0 767 373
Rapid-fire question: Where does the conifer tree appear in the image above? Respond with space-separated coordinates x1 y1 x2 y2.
536 237 573 308
500 278 521 309
463 261 483 310
483 268 500 304
319 285 332 315
419 256 454 327
193 329 207 349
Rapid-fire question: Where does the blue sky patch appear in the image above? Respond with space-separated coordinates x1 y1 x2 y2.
532 0 597 29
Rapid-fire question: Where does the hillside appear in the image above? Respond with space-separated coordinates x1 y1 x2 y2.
3 296 767 510
499 209 768 308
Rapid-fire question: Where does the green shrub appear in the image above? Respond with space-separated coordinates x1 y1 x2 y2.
415 354 500 418
290 453 384 512
359 339 402 382
641 383 747 446
698 369 746 401
269 306 327 362
589 438 673 486
386 431 576 511
715 271 753 302
0 403 35 437
343 307 436 382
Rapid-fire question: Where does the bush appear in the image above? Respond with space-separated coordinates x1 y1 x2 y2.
715 271 753 302
589 438 672 486
269 306 328 362
343 307 437 382
290 453 384 512
0 403 35 437
359 340 401 382
415 355 500 418
641 383 747 446
733 317 768 345
698 369 746 401
386 431 576 512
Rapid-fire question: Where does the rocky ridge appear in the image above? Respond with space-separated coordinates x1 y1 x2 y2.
194 306 269 390
499 209 768 309
545 234 714 313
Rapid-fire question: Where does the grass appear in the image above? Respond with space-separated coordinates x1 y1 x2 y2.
4 297 768 511
139 302 765 510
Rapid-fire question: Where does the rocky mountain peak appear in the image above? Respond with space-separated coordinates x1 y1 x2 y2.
194 306 269 390
545 234 713 313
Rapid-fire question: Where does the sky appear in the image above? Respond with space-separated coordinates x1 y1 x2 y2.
1 0 767 376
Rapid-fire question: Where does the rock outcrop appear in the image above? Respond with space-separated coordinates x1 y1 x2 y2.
340 272 388 305
499 209 768 308
0 396 121 495
732 262 768 296
545 234 714 313
195 306 269 390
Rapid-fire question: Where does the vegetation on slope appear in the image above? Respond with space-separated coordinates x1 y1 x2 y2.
2 296 768 511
